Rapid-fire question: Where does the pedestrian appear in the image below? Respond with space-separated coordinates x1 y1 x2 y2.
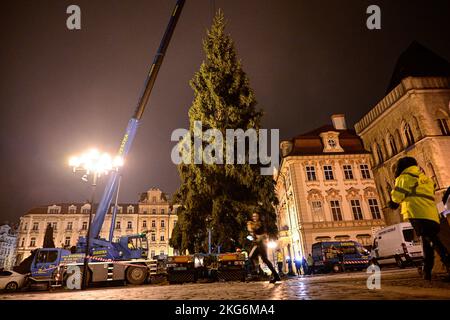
307 253 314 275
247 212 281 283
301 257 308 275
389 157 450 280
276 250 284 275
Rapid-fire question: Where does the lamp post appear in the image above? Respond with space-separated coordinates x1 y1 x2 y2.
69 148 124 290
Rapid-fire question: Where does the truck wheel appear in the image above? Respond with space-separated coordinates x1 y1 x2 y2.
126 266 147 285
5 281 18 292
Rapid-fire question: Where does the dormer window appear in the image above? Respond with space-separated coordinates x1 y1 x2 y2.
68 205 77 214
127 206 134 214
81 204 91 214
327 139 337 148
48 205 61 214
319 132 344 153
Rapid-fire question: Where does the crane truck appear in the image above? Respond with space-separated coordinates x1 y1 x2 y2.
17 0 185 290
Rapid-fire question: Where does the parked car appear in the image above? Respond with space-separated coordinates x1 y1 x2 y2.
0 270 27 292
370 222 423 268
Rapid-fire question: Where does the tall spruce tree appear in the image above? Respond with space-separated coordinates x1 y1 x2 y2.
171 11 278 254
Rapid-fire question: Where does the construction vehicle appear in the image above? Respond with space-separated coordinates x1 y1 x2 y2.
166 252 247 284
14 0 185 290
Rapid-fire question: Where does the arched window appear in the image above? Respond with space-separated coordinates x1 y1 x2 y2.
394 129 403 151
427 163 439 189
389 135 397 155
376 143 384 164
438 119 450 136
404 123 415 147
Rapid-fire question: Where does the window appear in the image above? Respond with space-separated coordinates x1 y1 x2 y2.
311 201 324 222
160 234 165 241
305 166 317 181
23 223 28 231
82 221 87 230
161 209 165 214
328 139 337 148
389 135 397 155
152 209 156 214
360 164 371 179
127 206 134 214
438 119 450 136
151 234 156 242
116 221 121 229
64 237 71 246
21 238 25 247
376 144 383 163
32 222 39 231
142 220 147 228
368 199 381 219
343 165 354 180
404 123 415 147
151 250 155 257
52 222 57 230
30 238 36 247
66 222 73 230
82 208 90 214
151 220 156 228
127 221 132 229
161 220 165 228
330 200 342 221
160 250 165 256
323 165 334 180
350 200 363 220
68 206 76 214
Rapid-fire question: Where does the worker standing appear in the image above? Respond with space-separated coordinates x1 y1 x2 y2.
307 254 314 275
247 212 281 283
276 250 284 275
389 157 450 280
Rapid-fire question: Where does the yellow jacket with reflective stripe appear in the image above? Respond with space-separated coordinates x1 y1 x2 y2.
391 166 439 224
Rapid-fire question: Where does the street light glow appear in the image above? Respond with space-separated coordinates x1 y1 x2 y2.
268 241 277 249
69 148 124 176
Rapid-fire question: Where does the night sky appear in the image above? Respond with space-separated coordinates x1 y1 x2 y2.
1 0 450 223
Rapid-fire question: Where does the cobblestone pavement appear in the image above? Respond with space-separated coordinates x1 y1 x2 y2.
1 268 450 300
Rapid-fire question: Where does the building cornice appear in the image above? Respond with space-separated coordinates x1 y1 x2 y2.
355 76 450 135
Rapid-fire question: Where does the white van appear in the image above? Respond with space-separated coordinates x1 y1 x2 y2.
370 222 423 268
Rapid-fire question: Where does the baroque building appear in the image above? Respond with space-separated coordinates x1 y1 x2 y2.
274 115 385 268
0 225 18 270
15 188 178 264
355 42 450 225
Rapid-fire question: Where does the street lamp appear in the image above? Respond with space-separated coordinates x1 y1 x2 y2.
69 148 124 289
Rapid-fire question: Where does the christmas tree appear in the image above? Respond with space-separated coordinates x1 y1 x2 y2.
170 11 278 254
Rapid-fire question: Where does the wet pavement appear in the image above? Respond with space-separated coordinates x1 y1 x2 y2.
1 268 449 300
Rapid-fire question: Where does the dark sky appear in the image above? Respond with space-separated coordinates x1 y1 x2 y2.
1 0 450 223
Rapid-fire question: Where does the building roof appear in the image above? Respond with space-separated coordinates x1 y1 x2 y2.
24 203 139 215
282 124 369 157
386 41 450 93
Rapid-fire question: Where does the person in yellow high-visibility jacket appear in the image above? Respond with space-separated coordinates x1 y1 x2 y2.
390 157 450 280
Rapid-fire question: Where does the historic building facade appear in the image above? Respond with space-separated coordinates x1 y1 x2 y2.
15 188 178 264
274 115 385 268
355 44 450 225
0 225 18 270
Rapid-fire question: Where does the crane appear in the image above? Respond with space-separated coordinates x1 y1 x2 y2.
76 0 186 261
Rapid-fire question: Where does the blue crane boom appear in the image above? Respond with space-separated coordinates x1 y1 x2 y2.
88 0 185 241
